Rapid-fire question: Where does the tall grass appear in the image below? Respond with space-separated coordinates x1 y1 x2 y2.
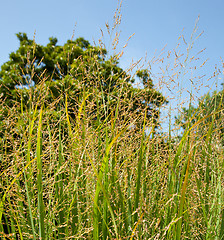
0 5 224 240
1 78 224 239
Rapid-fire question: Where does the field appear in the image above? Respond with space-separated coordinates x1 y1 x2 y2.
0 7 224 240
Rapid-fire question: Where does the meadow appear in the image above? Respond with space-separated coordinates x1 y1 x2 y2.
0 9 224 240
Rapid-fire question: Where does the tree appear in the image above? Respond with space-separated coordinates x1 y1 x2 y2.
176 88 224 144
0 32 167 130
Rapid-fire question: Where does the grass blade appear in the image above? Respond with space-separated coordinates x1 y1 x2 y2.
36 106 45 239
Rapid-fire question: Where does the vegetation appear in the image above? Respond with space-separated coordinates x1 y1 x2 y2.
176 88 224 145
0 32 166 130
0 7 224 240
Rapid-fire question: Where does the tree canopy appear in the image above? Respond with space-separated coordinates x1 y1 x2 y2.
0 32 167 130
176 87 224 143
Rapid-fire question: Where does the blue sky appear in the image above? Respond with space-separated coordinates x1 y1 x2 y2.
1 0 223 68
1 0 223 131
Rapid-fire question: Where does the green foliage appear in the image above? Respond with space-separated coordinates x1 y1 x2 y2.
1 96 224 239
176 88 224 143
0 32 169 238
0 33 167 130
3 30 224 239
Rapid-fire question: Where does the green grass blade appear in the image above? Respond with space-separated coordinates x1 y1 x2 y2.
36 106 45 239
56 126 66 238
175 140 194 240
133 110 147 224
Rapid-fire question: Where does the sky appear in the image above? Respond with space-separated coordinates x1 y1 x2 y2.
1 0 224 131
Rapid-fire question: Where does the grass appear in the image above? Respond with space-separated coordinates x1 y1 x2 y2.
0 5 224 239
1 81 224 239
